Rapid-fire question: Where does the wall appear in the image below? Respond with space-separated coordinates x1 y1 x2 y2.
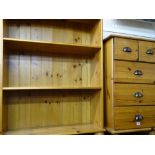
103 19 155 39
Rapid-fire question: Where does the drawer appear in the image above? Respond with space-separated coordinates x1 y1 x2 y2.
114 60 155 84
114 37 138 61
114 106 155 130
139 40 155 63
114 84 155 106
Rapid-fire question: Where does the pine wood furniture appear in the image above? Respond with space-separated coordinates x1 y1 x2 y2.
104 35 155 134
0 19 104 135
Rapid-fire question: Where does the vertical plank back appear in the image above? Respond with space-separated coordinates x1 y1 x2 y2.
3 19 103 134
90 20 101 46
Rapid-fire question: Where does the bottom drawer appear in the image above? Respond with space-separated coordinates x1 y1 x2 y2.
114 106 155 130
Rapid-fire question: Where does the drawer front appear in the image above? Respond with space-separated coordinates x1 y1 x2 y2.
114 37 138 61
114 60 155 84
114 106 155 130
139 41 155 63
114 84 155 106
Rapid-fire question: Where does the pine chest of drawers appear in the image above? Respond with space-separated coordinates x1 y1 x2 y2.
104 35 155 134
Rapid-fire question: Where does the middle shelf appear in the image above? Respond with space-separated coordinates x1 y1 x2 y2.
3 39 101 88
4 38 101 56
3 87 101 91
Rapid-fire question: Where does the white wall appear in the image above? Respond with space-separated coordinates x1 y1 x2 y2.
103 19 155 39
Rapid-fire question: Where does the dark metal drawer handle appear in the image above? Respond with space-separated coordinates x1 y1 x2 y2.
123 47 132 53
134 92 143 98
134 70 143 76
146 49 154 55
135 114 143 122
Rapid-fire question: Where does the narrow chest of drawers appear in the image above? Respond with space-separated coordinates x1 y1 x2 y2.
104 35 155 134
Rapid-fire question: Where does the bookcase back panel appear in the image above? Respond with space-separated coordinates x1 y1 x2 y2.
4 52 100 87
4 20 101 46
5 90 100 131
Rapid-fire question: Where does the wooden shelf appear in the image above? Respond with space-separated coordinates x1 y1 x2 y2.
66 19 99 24
5 19 99 25
4 124 104 135
3 87 101 91
4 38 101 56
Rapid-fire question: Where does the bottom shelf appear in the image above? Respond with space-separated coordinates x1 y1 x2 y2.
4 124 104 135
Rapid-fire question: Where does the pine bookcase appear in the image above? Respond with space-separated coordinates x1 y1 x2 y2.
0 19 104 135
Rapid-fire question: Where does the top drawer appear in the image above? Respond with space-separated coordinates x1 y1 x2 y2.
139 40 155 63
114 37 138 61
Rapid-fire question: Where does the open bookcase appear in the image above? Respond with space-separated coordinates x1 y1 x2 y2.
0 19 104 134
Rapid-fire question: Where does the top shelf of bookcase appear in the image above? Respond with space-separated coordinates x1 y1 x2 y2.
4 19 99 25
4 38 101 56
3 19 102 48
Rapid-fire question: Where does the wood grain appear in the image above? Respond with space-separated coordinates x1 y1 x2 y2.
139 40 155 63
105 35 155 134
5 124 104 135
114 106 155 130
114 60 155 84
3 87 101 90
107 127 151 134
5 19 100 46
104 38 114 130
104 34 155 43
114 37 138 61
4 38 100 56
2 19 103 135
6 90 100 130
5 54 100 88
114 84 155 106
